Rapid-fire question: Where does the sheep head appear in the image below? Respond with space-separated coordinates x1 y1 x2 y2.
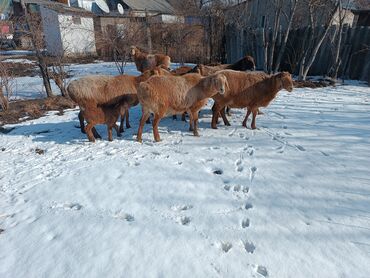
210 73 228 95
130 46 138 56
276 72 293 92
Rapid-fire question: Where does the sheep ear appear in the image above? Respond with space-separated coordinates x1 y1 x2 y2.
225 78 230 91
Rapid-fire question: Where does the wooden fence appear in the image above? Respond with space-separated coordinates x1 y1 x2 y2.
225 25 370 82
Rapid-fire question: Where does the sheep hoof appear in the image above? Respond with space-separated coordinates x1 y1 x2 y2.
117 133 122 137
119 128 124 133
226 123 231 126
126 124 131 129
251 126 257 130
211 126 218 129
189 127 194 132
193 132 200 137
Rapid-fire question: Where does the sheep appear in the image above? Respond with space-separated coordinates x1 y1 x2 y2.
130 46 171 73
187 55 256 76
80 97 129 142
68 68 165 139
171 66 193 75
212 71 294 130
136 73 229 142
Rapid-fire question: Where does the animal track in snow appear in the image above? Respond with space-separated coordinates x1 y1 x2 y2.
276 144 286 154
171 204 193 211
218 242 233 253
256 265 268 277
243 240 256 253
241 218 250 228
235 158 243 172
212 168 223 175
295 145 306 151
228 128 237 137
52 202 82 211
244 202 253 210
176 216 191 225
112 211 135 222
249 166 257 182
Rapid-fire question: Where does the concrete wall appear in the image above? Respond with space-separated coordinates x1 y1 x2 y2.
58 14 96 56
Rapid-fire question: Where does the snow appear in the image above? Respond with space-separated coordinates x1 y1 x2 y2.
1 62 370 277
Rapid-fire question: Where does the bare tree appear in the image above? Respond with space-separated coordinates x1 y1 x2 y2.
274 0 299 72
298 0 339 80
20 2 54 97
328 0 351 79
0 62 14 111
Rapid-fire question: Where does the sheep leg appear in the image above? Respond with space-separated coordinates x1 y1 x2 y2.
119 110 125 133
92 128 101 139
251 109 258 130
85 123 96 143
211 103 222 129
125 109 131 128
220 107 231 126
107 125 113 141
78 111 86 134
192 111 200 137
152 113 162 142
114 124 122 137
172 115 177 120
242 109 252 127
181 112 187 122
188 111 194 131
226 106 231 116
137 110 150 143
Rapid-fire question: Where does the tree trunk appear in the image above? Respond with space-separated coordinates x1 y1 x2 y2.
268 4 282 73
23 3 54 97
299 3 339 80
274 0 298 73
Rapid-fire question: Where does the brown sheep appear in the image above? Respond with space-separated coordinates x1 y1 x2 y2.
130 46 171 73
137 73 229 142
68 68 165 139
81 97 129 142
212 71 294 130
187 55 256 76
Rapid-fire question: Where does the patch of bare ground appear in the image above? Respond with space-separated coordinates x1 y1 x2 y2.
294 79 335 88
0 96 76 127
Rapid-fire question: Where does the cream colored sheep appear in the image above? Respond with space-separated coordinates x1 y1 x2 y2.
136 73 229 142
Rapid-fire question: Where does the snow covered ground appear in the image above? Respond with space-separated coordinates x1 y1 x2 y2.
1 62 370 277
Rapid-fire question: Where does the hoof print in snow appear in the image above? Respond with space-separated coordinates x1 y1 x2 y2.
63 203 82 210
213 169 223 175
256 265 268 277
219 242 232 253
244 203 253 210
295 145 306 151
0 228 4 234
243 240 256 253
171 204 193 212
177 216 191 225
1 148 5 151
241 218 250 228
35 148 45 155
113 212 135 222
224 184 231 191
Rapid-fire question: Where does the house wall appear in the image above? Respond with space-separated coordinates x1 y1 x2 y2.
40 6 63 56
58 14 96 56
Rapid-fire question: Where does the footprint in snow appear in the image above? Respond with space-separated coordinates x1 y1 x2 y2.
249 166 257 182
295 145 306 151
244 202 253 210
233 185 249 194
276 144 286 154
235 158 243 172
228 128 237 137
217 241 232 253
212 168 223 175
53 202 82 211
256 265 269 277
176 216 191 225
112 211 135 222
241 218 250 228
243 240 256 254
171 204 193 211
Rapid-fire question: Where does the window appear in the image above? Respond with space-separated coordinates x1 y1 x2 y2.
72 16 81 25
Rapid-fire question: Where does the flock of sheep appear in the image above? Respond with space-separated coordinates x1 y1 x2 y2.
67 46 294 143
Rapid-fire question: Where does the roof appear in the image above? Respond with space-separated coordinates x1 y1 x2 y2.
122 0 176 14
19 0 94 17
